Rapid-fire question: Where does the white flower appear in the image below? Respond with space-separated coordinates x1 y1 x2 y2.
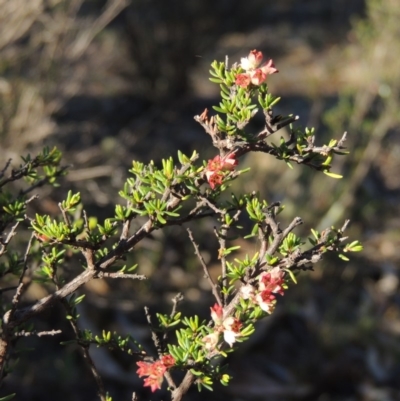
240 50 263 71
222 317 242 347
240 284 255 300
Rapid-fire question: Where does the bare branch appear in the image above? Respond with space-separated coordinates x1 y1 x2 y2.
95 271 146 280
0 222 20 256
265 216 303 257
171 371 196 401
187 228 222 306
14 329 62 337
0 159 12 179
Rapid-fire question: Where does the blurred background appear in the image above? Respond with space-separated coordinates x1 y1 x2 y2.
1 0 400 400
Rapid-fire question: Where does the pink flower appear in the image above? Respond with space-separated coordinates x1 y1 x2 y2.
143 375 164 393
136 361 153 377
161 354 175 368
235 73 252 88
255 289 276 313
205 153 238 189
258 267 284 295
250 68 267 86
254 267 285 313
205 304 243 349
235 50 278 88
259 58 278 76
222 317 242 347
240 50 263 71
136 355 175 392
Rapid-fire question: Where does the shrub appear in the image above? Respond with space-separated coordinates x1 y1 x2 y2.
0 50 362 401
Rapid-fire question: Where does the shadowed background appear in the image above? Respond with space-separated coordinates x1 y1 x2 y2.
1 0 400 400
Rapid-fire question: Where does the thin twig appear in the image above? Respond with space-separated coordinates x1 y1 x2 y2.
187 228 222 306
170 293 184 317
58 203 71 227
18 166 70 196
197 196 225 214
62 298 107 401
95 272 146 280
162 292 184 343
214 225 228 305
265 216 303 256
0 286 18 294
0 159 12 179
144 306 163 356
14 329 62 337
143 305 177 391
0 222 20 256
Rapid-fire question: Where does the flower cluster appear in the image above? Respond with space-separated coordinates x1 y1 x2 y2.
205 153 238 189
235 50 278 88
241 267 285 313
202 303 243 350
136 354 175 392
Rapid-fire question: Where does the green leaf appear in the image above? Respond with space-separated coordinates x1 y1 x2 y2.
285 269 298 284
323 171 343 179
156 214 167 224
0 394 16 401
212 106 226 113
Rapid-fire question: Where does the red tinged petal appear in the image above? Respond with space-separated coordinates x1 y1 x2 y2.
221 153 239 170
235 73 251 88
210 303 223 324
259 59 279 76
161 354 175 368
205 153 238 189
136 361 153 377
250 68 267 85
143 375 164 392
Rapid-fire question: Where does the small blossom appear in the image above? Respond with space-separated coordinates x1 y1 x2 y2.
256 289 276 313
136 359 166 378
161 354 175 368
210 303 223 324
202 331 220 351
259 58 278 76
258 267 285 295
143 375 164 393
250 68 266 86
205 153 238 189
240 284 255 300
240 50 263 71
235 50 278 88
136 361 153 377
235 73 252 88
207 172 224 189
136 355 174 393
222 317 242 347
